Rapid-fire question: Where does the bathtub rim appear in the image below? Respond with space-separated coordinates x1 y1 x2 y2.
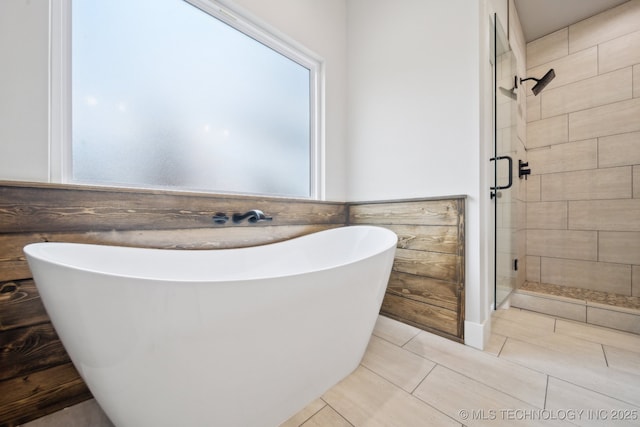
24 225 398 284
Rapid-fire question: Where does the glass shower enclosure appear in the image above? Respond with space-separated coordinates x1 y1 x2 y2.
491 14 518 309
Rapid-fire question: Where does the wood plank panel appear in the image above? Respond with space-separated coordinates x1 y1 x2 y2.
0 261 30 285
349 199 461 226
381 293 459 338
0 363 91 427
350 197 465 341
0 183 347 233
389 224 459 254
0 323 69 381
393 248 460 283
0 280 49 332
386 271 458 311
0 225 339 282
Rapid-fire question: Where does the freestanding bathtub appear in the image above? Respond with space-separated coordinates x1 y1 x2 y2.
24 225 397 427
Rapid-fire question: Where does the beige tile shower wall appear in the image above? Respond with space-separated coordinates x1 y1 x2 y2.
525 0 640 296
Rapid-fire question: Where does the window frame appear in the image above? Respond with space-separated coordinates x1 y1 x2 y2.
50 0 324 200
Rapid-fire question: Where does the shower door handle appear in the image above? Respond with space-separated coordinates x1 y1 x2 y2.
490 155 513 199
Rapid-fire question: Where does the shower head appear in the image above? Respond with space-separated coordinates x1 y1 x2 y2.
519 69 555 95
499 86 517 101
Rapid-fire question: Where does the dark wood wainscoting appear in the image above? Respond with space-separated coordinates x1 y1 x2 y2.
349 197 465 342
0 182 346 426
0 182 465 426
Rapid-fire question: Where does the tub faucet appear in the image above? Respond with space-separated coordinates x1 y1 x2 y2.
232 209 273 224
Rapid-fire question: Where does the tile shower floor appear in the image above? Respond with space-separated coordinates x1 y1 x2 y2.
25 309 640 427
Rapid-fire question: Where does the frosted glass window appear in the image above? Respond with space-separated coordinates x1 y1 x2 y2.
71 0 315 198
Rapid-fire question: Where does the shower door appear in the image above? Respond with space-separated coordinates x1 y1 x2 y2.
491 15 517 309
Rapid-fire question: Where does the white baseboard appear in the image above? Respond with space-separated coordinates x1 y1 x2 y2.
464 316 491 350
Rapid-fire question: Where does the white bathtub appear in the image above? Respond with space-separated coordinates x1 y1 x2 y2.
24 225 397 427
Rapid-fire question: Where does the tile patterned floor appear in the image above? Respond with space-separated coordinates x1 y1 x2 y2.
24 308 640 426
283 308 640 427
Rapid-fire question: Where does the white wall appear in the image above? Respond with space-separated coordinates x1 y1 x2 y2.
0 0 49 182
347 0 494 348
346 0 480 202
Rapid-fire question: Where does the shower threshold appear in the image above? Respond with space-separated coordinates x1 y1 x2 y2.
511 282 640 335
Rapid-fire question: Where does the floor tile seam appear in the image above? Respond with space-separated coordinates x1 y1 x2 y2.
402 330 484 354
366 340 440 369
408 360 437 395
543 375 550 410
508 318 604 352
501 334 609 368
359 357 434 394
599 360 640 378
356 364 461 425
356 362 431 397
546 375 640 410
482 334 507 358
482 333 507 358
357 363 418 396
498 345 605 381
404 331 422 346
552 328 640 352
584 318 640 337
503 306 564 321
556 317 640 338
407 390 468 427
492 315 558 330
500 324 558 336
317 402 355 427
402 341 550 402
494 311 560 326
601 344 610 367
295 401 329 427
376 315 422 339
399 344 443 366
492 327 558 343
504 357 640 409
603 340 640 362
419 363 548 410
371 331 419 348
400 331 445 361
400 336 459 369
